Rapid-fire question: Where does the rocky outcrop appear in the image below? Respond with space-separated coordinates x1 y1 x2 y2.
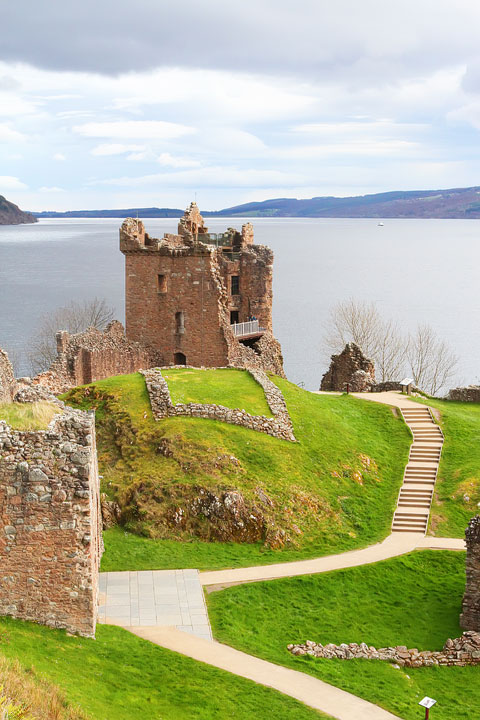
0 195 37 225
449 386 480 402
320 343 375 392
0 348 16 403
288 631 480 667
142 366 296 442
461 515 480 631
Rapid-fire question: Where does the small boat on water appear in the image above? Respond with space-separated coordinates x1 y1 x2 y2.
377 222 384 226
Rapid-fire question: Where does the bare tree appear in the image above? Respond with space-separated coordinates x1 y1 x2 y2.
406 324 458 395
324 300 457 393
29 297 115 374
324 299 406 382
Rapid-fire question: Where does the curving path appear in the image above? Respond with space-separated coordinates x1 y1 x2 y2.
102 391 464 719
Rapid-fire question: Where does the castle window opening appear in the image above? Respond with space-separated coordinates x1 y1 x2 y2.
157 274 168 293
174 352 187 365
231 275 240 295
175 311 185 335
230 310 239 325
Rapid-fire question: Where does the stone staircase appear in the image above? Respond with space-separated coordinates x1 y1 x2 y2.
391 406 443 533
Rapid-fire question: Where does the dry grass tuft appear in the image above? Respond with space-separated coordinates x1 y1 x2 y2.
0 655 88 720
0 402 60 431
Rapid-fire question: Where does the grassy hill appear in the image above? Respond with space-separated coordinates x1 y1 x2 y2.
63 368 410 570
208 550 472 720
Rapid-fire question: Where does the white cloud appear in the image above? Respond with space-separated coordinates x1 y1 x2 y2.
74 120 195 139
91 166 304 189
53 152 66 160
38 186 65 192
0 176 28 190
157 153 200 168
91 143 146 156
0 123 24 142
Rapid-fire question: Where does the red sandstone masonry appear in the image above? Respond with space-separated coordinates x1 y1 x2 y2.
120 203 283 375
0 403 102 637
142 367 296 442
34 321 159 393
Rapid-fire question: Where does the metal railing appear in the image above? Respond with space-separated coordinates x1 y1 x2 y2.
231 320 265 337
198 232 233 247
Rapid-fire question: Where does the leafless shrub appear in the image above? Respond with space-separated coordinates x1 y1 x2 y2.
406 324 458 396
29 298 115 374
324 299 457 394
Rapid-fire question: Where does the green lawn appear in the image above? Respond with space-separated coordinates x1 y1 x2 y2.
207 550 473 720
0 401 60 430
413 397 480 537
0 618 326 720
65 371 410 570
162 367 273 416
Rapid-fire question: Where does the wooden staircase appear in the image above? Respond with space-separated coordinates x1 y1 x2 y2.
391 406 443 534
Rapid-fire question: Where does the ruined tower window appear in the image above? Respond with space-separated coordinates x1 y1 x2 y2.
175 311 185 335
230 310 239 325
174 352 187 365
157 274 168 293
231 275 240 295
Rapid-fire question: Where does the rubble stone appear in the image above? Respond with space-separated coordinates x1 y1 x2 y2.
320 343 375 392
142 366 296 442
461 515 480 631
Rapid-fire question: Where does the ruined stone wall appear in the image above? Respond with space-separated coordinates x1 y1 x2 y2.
227 331 286 377
34 321 157 393
461 515 480 631
142 367 296 442
0 405 102 637
289 631 480 667
320 343 376 392
0 349 16 402
449 386 480 402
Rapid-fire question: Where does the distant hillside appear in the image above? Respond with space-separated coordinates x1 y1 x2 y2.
216 186 480 218
35 207 183 219
0 195 37 225
31 185 480 219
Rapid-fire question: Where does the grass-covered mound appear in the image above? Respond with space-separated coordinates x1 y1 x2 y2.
0 618 326 720
208 550 473 720
412 398 480 537
163 367 273 416
64 370 410 570
0 401 60 430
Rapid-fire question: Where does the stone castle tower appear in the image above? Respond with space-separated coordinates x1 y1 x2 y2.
120 203 284 374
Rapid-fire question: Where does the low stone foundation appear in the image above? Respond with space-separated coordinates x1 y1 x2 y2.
449 386 480 402
0 400 102 637
142 367 296 442
288 631 480 667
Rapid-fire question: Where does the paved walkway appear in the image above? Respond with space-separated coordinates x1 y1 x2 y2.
98 569 212 640
129 626 400 720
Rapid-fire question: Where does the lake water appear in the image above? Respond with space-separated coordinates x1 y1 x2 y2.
0 217 479 390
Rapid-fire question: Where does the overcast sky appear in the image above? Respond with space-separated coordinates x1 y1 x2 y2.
2 0 480 210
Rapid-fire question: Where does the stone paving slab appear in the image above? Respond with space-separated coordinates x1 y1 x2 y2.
98 569 212 640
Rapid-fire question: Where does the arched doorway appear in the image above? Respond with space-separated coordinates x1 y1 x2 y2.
174 352 187 365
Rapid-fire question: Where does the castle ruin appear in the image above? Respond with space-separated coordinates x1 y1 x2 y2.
120 203 284 375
